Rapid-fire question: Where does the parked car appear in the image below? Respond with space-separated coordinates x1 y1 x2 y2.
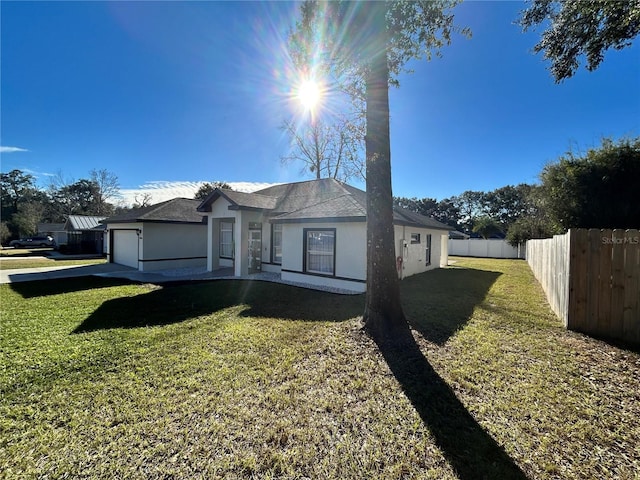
9 236 56 248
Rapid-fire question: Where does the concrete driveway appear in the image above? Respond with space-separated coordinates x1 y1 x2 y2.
0 263 138 284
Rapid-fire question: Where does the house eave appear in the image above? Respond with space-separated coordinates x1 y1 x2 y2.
393 220 451 231
274 216 367 224
104 219 207 225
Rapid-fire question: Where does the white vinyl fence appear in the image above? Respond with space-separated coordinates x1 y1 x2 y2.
448 239 525 259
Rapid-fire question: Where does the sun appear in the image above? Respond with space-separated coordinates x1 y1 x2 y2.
297 79 322 111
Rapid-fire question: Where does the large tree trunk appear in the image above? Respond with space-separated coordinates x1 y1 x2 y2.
362 3 408 343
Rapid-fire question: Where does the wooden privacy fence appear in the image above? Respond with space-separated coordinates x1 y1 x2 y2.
527 229 640 345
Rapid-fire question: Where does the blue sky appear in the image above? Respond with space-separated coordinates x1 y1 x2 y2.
2 1 639 205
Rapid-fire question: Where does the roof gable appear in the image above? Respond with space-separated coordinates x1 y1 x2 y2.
197 189 277 212
103 198 206 224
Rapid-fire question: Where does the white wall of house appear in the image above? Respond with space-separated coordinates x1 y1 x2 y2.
280 221 367 293
138 223 206 271
394 225 448 279
206 198 237 271
107 222 206 271
448 239 525 259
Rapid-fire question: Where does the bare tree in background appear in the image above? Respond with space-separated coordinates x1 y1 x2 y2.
281 115 364 183
90 169 120 214
133 192 154 208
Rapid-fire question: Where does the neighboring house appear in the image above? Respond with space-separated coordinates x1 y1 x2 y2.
63 215 107 254
37 223 67 246
449 230 470 240
103 198 207 271
197 178 450 293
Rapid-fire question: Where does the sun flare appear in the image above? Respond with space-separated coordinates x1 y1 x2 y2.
297 79 322 110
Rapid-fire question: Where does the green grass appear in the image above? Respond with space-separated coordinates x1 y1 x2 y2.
1 258 638 479
0 257 106 270
0 247 54 257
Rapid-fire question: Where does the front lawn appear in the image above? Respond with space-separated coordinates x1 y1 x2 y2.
1 258 638 479
0 257 106 270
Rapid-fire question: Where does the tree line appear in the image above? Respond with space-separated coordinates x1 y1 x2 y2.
0 169 123 242
395 137 640 245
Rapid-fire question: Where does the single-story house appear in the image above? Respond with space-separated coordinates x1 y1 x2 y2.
103 198 207 271
197 178 450 293
63 215 107 254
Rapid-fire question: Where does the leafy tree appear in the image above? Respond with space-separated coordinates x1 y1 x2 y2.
291 1 469 341
505 184 560 245
394 196 461 230
506 215 559 246
432 198 462 230
484 184 534 232
472 216 503 239
194 181 233 201
0 222 10 245
48 170 119 219
1 169 36 216
0 169 45 238
50 179 101 218
519 0 640 82
450 190 487 234
281 116 364 182
540 137 640 229
11 200 45 237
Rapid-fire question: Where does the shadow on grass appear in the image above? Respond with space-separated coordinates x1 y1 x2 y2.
379 266 528 478
401 267 501 344
9 276 136 298
376 330 528 480
73 279 365 333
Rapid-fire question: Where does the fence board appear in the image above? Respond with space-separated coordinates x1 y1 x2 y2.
569 229 588 332
598 229 613 337
623 230 640 343
587 229 601 335
610 230 626 339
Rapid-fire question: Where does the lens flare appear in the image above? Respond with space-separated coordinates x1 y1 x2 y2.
297 79 322 111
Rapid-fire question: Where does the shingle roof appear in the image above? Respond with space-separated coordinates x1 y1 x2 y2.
103 198 206 224
274 193 366 223
197 189 278 212
392 208 451 231
199 178 450 230
65 215 107 231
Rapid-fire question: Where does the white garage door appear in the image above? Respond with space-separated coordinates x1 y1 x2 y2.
113 230 139 268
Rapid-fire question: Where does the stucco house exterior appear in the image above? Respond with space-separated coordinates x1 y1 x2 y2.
197 178 450 293
103 198 207 271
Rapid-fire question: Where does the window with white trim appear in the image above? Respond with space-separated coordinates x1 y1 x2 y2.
220 221 234 258
411 233 421 244
304 229 335 275
425 234 432 266
272 223 282 264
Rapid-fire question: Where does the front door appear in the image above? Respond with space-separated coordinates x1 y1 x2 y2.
248 229 262 273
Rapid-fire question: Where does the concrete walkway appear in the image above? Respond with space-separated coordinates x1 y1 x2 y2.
0 263 138 284
0 262 362 294
0 263 240 285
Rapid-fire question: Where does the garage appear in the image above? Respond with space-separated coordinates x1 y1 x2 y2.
112 229 139 268
103 198 207 272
